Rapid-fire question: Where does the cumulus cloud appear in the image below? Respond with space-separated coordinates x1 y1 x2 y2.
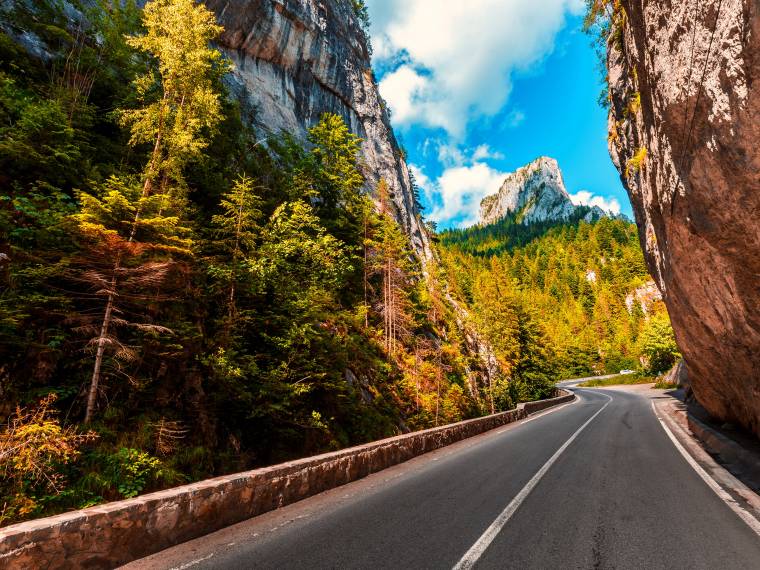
368 0 584 137
425 141 504 168
419 162 508 227
472 144 505 162
569 190 622 215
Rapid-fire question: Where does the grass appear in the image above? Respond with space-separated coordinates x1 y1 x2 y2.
577 374 657 388
653 379 678 390
625 146 648 178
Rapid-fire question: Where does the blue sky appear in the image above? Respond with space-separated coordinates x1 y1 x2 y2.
365 0 631 229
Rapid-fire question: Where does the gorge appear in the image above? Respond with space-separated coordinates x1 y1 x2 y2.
0 0 756 543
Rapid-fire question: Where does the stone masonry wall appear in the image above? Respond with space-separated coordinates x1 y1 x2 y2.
0 390 574 569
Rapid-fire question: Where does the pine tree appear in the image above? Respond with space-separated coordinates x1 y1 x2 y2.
370 180 414 358
209 175 262 327
77 0 227 422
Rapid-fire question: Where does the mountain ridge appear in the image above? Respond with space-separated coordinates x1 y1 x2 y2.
478 156 618 227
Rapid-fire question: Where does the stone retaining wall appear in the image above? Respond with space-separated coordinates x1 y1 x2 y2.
0 390 574 569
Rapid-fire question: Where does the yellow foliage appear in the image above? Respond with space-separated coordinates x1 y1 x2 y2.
626 147 648 178
626 92 641 116
0 395 96 524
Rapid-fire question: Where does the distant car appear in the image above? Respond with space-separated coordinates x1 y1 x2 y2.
619 369 635 375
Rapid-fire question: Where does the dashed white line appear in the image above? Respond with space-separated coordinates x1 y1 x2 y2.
452 391 612 570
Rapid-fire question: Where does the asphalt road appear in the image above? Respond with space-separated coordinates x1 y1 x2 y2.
129 386 760 569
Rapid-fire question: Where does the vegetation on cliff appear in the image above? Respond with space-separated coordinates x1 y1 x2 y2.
0 0 493 525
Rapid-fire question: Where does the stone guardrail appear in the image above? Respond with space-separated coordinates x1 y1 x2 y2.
0 389 575 569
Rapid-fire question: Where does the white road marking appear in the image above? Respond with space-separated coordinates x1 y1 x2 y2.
651 401 760 536
168 552 215 570
452 391 612 570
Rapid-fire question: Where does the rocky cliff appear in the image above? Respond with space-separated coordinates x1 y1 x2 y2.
607 1 760 435
479 157 609 226
203 0 432 259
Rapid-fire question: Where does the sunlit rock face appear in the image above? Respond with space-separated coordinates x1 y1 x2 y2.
608 1 760 435
203 0 432 259
478 157 608 225
625 280 663 316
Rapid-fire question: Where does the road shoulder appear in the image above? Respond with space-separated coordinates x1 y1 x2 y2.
652 394 760 535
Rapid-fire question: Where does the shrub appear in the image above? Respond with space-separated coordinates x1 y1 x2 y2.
0 394 96 525
626 147 648 178
105 448 162 499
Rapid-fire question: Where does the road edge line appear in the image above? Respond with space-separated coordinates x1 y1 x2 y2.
452 391 612 570
651 401 760 536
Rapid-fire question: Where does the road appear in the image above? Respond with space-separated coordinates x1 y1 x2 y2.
128 385 760 569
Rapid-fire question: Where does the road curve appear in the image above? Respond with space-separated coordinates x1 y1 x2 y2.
127 386 760 569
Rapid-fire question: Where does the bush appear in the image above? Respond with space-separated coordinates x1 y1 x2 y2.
105 448 162 499
0 395 96 525
639 314 680 374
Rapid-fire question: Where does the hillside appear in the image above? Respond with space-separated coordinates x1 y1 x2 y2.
0 0 502 525
440 210 677 380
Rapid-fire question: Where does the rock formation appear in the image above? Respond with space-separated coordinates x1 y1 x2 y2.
625 280 663 316
607 1 760 435
478 157 612 226
203 0 432 259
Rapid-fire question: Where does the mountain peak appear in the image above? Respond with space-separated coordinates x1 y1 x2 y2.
478 157 611 226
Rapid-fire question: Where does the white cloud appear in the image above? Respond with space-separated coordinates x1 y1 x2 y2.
428 141 504 168
569 190 622 214
419 162 508 227
378 66 427 124
472 144 505 162
369 0 583 137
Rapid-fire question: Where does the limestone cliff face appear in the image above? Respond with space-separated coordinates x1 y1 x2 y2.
204 1 498 390
203 0 432 259
608 1 760 435
478 157 608 226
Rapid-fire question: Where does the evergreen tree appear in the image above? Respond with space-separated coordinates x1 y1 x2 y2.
76 0 226 422
208 175 262 329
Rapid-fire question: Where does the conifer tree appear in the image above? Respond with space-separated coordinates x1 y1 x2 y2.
371 180 414 358
76 0 227 422
209 175 262 326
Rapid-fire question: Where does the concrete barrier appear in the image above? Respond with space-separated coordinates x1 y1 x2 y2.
0 389 574 569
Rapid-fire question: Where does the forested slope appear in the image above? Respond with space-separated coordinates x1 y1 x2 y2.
439 214 679 382
0 0 498 525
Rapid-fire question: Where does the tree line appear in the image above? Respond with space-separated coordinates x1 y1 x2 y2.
440 215 680 381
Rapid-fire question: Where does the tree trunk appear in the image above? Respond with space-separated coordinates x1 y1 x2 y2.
84 279 116 424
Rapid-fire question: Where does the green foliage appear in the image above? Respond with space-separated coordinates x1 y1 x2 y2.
639 313 680 374
121 0 229 190
350 0 371 44
105 448 161 498
440 215 669 380
583 0 626 108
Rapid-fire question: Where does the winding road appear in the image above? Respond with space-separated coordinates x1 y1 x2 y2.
128 385 760 569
